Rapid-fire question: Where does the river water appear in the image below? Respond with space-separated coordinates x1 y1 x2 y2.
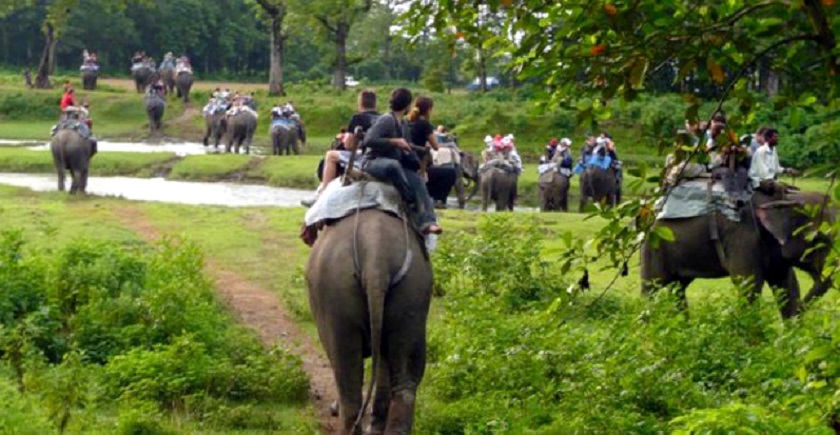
17 140 214 156
0 173 310 207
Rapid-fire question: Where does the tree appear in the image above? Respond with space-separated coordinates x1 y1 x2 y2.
251 0 287 95
0 0 140 88
293 0 373 90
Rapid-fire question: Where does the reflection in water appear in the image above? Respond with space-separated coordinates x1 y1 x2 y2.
0 173 309 208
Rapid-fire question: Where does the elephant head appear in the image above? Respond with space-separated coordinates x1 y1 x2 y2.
756 193 835 303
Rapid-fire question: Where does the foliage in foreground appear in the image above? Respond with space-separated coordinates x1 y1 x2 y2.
0 232 310 432
419 215 840 434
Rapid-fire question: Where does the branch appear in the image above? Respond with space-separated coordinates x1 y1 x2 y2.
706 0 786 32
315 15 337 34
253 0 279 16
710 33 820 117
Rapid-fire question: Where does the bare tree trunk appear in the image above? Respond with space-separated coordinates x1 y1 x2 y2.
334 23 348 90
35 24 54 89
268 13 285 96
477 46 487 92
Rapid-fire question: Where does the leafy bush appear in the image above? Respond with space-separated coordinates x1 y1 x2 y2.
0 232 310 431
418 216 840 434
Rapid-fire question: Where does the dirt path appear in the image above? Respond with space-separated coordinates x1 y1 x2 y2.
110 207 338 433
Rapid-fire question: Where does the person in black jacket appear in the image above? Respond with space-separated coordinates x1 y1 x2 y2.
363 88 442 235
304 90 380 206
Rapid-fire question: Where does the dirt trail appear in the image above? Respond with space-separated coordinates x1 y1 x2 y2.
110 207 338 433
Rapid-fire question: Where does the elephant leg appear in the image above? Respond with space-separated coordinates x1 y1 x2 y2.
203 127 210 147
271 133 279 155
767 267 801 318
454 168 466 209
383 295 427 434
54 162 66 192
68 168 78 194
332 339 364 435
78 167 89 194
368 360 391 435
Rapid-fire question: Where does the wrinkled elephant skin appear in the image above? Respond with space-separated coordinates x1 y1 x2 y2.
81 70 97 90
176 72 193 103
271 125 301 155
226 111 257 154
579 167 619 212
203 111 227 149
146 95 165 134
306 209 432 434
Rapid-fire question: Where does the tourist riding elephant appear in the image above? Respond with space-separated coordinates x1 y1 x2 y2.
133 66 156 93
145 94 165 134
454 151 479 209
641 191 834 318
226 111 257 154
306 208 433 434
480 166 518 212
579 166 620 212
270 124 301 155
160 64 175 95
539 169 571 212
51 129 95 194
202 110 227 149
175 71 193 103
81 70 97 90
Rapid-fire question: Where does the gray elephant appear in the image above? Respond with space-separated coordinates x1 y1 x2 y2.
159 64 175 95
51 129 95 194
145 93 165 134
202 110 227 149
539 169 571 212
175 71 193 103
641 191 834 318
226 110 257 154
270 124 301 155
480 166 518 212
81 70 97 90
579 166 620 212
454 151 479 209
306 208 432 434
133 66 156 93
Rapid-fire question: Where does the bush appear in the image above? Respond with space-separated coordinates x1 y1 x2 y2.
0 232 310 430
418 216 840 434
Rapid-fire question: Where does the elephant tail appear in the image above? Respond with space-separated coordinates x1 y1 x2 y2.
354 272 387 431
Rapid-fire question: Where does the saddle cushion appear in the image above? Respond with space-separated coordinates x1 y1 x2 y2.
304 179 404 228
655 179 740 222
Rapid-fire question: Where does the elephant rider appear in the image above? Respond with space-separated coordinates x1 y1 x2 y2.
303 89 380 207
131 51 143 67
148 79 165 96
554 138 574 170
60 87 76 110
407 96 441 178
749 128 797 198
162 52 175 68
175 55 191 74
362 88 443 235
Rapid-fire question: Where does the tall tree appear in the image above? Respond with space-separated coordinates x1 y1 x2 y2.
293 0 373 90
251 0 287 95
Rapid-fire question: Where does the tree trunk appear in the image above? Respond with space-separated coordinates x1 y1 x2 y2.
334 23 348 90
268 13 285 96
477 46 487 92
35 24 54 89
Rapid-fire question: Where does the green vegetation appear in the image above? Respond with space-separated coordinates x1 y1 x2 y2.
0 227 312 433
417 215 840 433
0 147 176 176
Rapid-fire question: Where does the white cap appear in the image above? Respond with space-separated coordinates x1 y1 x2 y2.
560 138 572 147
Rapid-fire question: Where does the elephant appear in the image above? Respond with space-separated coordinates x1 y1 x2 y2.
270 124 301 155
306 208 433 434
641 191 834 318
454 151 479 209
579 166 620 212
132 66 156 93
51 129 95 194
539 169 571 212
175 71 193 103
226 110 257 154
159 65 176 95
202 110 227 149
81 70 97 90
145 94 165 134
480 166 518 212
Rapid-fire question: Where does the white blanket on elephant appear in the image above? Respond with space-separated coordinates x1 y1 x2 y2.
655 179 740 222
270 118 296 133
305 179 404 228
226 106 258 119
176 65 192 75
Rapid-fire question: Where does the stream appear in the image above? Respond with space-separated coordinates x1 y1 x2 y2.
0 173 311 207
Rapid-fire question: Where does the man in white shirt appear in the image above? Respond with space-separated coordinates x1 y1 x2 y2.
749 129 797 195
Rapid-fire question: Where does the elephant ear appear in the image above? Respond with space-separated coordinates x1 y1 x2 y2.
756 200 799 246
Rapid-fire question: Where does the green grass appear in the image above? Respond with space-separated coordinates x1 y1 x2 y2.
247 155 321 189
0 147 176 175
168 154 254 181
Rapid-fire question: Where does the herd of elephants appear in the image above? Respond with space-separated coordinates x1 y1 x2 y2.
42 58 836 434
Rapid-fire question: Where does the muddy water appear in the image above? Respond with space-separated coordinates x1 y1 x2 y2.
21 140 214 156
0 173 311 207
